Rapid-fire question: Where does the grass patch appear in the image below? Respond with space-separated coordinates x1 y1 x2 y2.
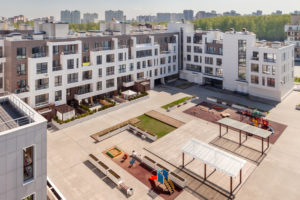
135 115 176 138
295 77 300 83
162 96 191 110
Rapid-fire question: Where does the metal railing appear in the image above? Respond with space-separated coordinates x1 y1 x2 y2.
31 52 47 58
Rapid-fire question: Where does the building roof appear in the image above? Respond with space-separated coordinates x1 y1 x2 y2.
182 138 246 177
55 104 75 114
218 118 271 139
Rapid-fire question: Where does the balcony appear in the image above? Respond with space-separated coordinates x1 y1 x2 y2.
15 87 29 94
123 81 134 87
264 58 276 63
53 66 62 71
82 62 91 66
251 57 259 61
92 46 114 52
74 88 93 101
67 78 78 84
205 50 223 56
31 52 47 58
62 51 77 55
35 84 49 91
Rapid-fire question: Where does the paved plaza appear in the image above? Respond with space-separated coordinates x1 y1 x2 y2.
47 85 300 200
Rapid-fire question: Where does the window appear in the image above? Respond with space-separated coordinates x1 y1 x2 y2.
187 55 191 61
186 64 201 72
137 72 144 80
155 49 158 56
36 63 48 74
83 43 89 52
147 60 152 67
97 55 102 65
0 63 2 73
173 56 176 62
194 56 199 62
137 62 141 69
262 77 265 86
160 58 166 64
55 90 62 101
0 77 3 89
55 76 62 87
118 53 123 61
106 79 114 88
205 67 213 75
216 58 222 66
17 64 26 75
53 46 59 55
118 65 126 73
130 63 134 71
264 53 276 62
67 73 78 83
216 68 223 77
136 50 152 58
82 70 92 80
106 66 115 76
194 46 202 53
35 78 49 90
187 46 191 52
32 46 45 58
98 68 102 77
17 47 26 59
142 61 146 68
187 36 191 43
23 194 34 200
97 81 102 91
251 64 259 72
23 146 34 183
251 75 259 84
238 40 247 80
106 54 114 63
267 78 275 87
205 57 213 65
67 59 74 69
262 65 275 75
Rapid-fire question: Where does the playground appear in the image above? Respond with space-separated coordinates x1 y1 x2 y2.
105 149 183 200
184 101 287 144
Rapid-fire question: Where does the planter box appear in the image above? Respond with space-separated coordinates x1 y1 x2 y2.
296 105 300 110
169 172 186 188
128 125 157 141
107 169 122 185
88 154 99 167
155 163 169 171
143 156 156 169
97 161 109 175
98 125 128 142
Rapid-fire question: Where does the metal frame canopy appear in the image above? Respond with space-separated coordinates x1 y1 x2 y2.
181 138 246 177
218 118 271 139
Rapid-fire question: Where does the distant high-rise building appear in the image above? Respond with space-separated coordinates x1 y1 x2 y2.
223 10 241 16
183 10 194 21
195 11 218 19
60 10 81 24
285 14 300 61
171 13 184 22
136 15 156 23
105 10 124 22
82 13 98 23
272 10 283 15
156 13 171 22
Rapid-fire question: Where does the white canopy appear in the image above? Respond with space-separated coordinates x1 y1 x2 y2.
182 138 246 177
121 90 137 96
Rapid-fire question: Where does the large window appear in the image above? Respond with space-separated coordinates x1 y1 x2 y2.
238 40 247 80
17 47 26 59
55 76 62 87
96 81 102 91
55 90 62 101
205 67 213 75
106 79 114 88
106 54 114 63
97 55 102 65
67 73 78 84
251 75 259 84
216 68 223 77
267 78 275 87
262 65 275 75
106 66 115 76
17 64 26 75
251 63 259 72
67 59 74 69
98 68 102 77
82 70 92 80
36 63 48 74
118 64 126 73
216 58 222 66
35 78 49 90
205 57 213 65
23 146 34 183
186 64 201 72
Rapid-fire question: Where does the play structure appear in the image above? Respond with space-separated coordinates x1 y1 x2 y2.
250 117 274 134
106 147 122 158
148 169 175 195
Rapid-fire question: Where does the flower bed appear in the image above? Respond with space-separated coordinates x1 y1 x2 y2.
162 96 195 110
128 91 148 101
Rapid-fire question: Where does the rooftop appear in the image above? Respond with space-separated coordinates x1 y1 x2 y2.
0 93 40 133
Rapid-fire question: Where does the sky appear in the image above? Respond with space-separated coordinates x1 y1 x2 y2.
0 0 299 20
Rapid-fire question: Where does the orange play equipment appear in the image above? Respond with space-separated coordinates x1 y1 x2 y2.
149 175 157 181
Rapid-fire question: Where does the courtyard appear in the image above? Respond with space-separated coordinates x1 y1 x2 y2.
47 84 300 200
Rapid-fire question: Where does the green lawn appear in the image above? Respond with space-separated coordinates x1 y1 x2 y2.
295 77 300 83
135 115 176 138
161 96 191 110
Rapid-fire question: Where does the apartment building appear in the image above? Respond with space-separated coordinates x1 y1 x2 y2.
0 93 47 200
1 22 178 120
0 40 5 93
285 14 300 61
105 10 124 22
183 10 194 21
60 10 81 24
168 22 294 102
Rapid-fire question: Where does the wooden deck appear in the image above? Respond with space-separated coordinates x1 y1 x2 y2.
145 110 185 128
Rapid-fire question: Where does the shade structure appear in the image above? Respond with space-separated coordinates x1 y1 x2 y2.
218 118 271 139
182 138 246 177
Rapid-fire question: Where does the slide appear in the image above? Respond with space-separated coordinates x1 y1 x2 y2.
149 175 157 181
168 178 175 192
163 177 174 194
268 126 274 134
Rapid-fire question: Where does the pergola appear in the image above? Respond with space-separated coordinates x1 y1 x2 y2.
182 139 246 195
217 118 272 154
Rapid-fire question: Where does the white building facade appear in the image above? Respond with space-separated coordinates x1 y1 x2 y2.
0 94 47 200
